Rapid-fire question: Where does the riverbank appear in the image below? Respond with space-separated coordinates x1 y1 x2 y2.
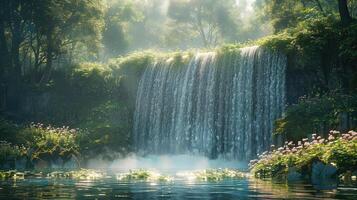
250 130 357 187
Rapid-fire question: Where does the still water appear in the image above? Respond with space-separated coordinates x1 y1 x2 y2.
0 175 356 200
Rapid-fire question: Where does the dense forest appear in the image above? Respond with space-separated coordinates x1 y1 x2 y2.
0 0 356 169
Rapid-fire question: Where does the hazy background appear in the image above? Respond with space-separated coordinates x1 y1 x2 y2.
100 0 270 60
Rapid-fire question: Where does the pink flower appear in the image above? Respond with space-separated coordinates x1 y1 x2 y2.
328 135 335 141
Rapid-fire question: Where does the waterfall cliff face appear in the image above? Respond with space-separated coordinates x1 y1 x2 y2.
133 46 286 160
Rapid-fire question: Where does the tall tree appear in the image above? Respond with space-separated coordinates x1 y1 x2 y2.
167 0 239 47
338 0 353 25
31 0 104 83
102 0 143 59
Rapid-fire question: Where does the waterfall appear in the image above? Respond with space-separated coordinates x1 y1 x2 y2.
133 46 286 160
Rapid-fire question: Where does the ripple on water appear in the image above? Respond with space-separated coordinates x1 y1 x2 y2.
0 174 356 200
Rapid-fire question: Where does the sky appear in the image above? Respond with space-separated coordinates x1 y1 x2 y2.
236 0 256 11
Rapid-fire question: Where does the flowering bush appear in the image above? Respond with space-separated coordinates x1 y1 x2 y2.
18 123 86 161
250 130 357 179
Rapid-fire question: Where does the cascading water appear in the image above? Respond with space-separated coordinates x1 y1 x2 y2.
133 46 286 160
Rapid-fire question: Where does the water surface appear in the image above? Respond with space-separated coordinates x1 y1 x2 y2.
1 175 356 199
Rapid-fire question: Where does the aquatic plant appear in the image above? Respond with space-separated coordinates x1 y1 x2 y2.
51 169 105 179
0 170 25 180
0 169 105 180
193 169 245 181
176 169 245 182
250 130 357 180
116 169 173 182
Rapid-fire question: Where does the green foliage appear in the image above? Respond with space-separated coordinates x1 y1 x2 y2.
257 0 342 33
323 137 357 172
255 6 357 94
216 44 243 55
250 131 357 179
17 123 83 161
0 141 27 163
116 169 172 181
103 0 144 58
109 51 155 78
16 53 151 157
0 170 25 180
255 32 295 53
274 94 357 141
339 23 357 66
0 169 104 180
193 169 245 181
48 169 105 179
256 16 340 53
167 0 239 47
0 118 20 144
116 169 244 182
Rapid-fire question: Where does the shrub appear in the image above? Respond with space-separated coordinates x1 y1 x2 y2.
274 93 357 141
18 123 85 161
250 130 357 179
0 141 27 164
0 118 20 144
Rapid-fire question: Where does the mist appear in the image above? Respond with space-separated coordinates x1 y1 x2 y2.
101 0 269 59
87 154 248 172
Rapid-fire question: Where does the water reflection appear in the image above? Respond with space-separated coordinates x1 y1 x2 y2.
0 176 356 199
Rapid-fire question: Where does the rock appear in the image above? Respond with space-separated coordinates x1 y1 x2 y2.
352 171 357 181
1 163 9 170
15 158 27 170
311 161 338 190
34 160 50 169
63 155 79 169
1 159 14 170
342 171 353 183
287 167 302 182
51 157 64 169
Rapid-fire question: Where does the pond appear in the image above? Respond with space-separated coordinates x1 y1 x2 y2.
1 172 356 200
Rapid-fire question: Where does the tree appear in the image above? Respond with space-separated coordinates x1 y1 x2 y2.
102 0 143 59
31 0 104 83
0 0 104 112
167 0 239 48
257 0 356 32
338 0 353 25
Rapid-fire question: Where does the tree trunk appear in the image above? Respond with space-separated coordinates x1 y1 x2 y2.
0 21 10 77
338 0 353 25
0 20 9 111
40 29 53 84
11 22 22 79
